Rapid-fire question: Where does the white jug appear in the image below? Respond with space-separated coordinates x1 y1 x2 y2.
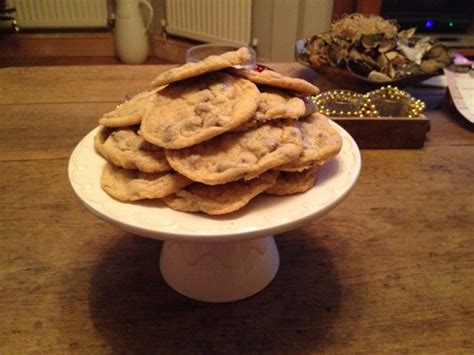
114 0 154 64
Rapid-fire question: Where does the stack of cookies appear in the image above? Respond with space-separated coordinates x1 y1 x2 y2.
94 47 342 215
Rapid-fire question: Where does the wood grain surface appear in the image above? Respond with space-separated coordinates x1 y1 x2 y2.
0 63 473 353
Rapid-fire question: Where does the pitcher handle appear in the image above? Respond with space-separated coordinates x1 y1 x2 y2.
139 0 154 33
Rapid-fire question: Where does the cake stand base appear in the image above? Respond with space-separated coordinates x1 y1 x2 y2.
160 236 279 302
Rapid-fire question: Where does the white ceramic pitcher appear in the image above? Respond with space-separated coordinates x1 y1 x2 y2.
114 0 154 64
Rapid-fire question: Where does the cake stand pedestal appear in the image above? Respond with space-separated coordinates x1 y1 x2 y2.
160 236 279 302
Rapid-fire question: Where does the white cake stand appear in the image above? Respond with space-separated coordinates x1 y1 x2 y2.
68 122 361 302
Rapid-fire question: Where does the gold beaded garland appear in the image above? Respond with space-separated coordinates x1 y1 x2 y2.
312 90 370 117
366 85 426 118
312 85 426 118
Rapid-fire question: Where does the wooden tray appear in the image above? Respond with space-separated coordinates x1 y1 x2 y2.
331 115 430 149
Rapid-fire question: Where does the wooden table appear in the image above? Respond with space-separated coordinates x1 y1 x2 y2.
1 63 473 353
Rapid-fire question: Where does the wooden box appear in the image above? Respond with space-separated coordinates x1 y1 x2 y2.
331 115 430 149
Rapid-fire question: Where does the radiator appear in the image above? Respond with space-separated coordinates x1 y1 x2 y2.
8 0 109 29
165 0 252 46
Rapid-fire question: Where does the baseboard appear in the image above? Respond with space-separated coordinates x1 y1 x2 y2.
0 32 200 63
0 32 116 57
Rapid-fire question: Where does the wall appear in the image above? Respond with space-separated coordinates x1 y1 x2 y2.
149 0 332 62
253 0 333 61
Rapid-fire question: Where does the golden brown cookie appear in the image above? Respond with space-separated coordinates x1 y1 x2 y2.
266 166 319 196
163 171 278 215
229 87 313 133
99 90 157 127
94 126 170 173
277 113 342 172
165 120 304 185
227 67 320 95
151 47 251 87
98 90 157 127
141 72 260 149
254 87 308 121
100 163 192 202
